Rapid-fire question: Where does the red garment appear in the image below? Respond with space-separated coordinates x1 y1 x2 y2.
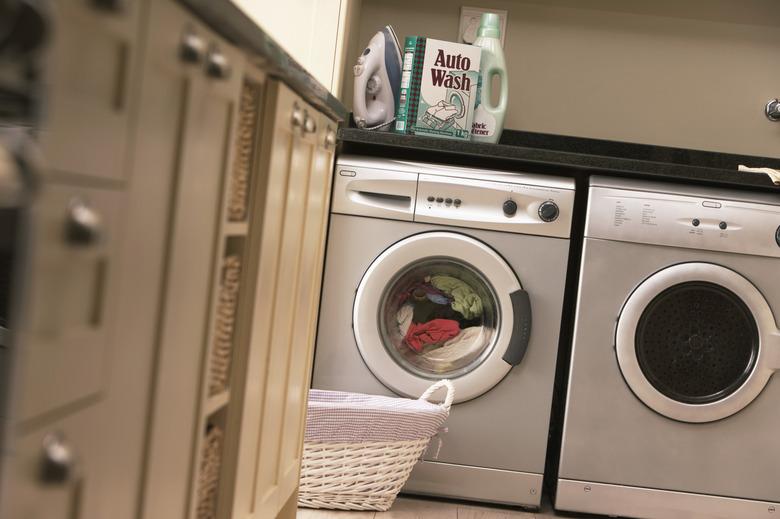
404 319 460 353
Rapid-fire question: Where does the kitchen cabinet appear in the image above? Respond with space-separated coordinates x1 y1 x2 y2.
228 79 336 519
40 0 141 183
137 1 244 518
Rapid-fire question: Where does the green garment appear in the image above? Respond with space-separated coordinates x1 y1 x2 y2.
430 275 483 320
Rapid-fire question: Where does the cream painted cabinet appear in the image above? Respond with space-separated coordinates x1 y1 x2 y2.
138 1 244 518
229 79 336 519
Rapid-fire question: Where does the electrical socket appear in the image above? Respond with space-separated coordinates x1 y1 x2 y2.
459 6 508 47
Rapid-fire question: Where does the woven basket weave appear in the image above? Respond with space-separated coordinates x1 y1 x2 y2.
298 380 454 511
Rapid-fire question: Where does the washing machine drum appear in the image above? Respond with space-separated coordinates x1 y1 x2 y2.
616 262 780 423
353 232 532 403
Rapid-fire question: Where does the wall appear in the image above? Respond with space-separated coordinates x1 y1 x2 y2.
344 0 780 158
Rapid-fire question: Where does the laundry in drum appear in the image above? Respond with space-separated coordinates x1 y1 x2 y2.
395 274 486 356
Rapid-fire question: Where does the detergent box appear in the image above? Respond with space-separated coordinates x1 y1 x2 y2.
395 36 481 140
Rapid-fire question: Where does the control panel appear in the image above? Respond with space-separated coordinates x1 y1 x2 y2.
332 156 575 240
587 184 780 258
415 173 574 238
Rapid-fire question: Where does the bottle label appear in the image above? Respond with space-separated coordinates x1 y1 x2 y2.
472 104 495 137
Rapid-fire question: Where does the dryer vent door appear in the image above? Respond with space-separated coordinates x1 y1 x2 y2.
616 262 780 423
353 231 526 403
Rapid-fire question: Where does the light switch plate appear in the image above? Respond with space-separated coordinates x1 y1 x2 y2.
459 6 507 47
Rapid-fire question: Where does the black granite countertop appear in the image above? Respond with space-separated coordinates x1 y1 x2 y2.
340 128 780 193
179 0 348 122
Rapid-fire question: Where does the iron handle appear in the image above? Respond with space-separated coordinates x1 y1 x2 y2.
291 104 304 129
65 198 102 246
766 99 780 122
205 48 230 79
303 113 317 134
180 32 205 64
39 432 75 484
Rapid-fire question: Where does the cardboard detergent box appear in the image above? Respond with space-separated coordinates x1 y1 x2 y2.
395 37 481 140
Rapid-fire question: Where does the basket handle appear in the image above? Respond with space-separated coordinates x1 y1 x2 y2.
419 380 455 412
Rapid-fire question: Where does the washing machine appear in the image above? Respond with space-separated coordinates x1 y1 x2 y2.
312 155 575 507
557 176 780 518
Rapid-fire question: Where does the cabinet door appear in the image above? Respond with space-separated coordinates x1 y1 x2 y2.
40 0 140 182
17 182 123 424
277 111 336 503
140 2 244 518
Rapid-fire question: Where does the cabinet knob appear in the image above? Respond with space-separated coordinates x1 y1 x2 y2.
39 432 75 484
303 113 317 134
206 48 230 79
180 32 206 64
324 129 336 148
65 198 102 246
291 104 304 129
765 99 780 122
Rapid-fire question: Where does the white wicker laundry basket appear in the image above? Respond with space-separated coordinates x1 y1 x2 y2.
298 380 454 512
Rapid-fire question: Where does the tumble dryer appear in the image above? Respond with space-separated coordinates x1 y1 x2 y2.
312 156 575 507
557 176 780 518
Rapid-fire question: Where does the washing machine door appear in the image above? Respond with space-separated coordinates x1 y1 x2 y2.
616 262 780 423
353 231 531 403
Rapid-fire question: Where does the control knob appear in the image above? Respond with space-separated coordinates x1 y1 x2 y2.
502 199 517 217
538 201 560 222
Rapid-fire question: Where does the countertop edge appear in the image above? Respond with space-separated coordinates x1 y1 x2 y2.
179 0 348 122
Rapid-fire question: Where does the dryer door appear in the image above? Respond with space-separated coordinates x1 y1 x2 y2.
353 232 531 403
616 262 780 423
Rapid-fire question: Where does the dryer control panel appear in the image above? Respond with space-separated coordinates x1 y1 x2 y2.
333 155 575 239
587 177 780 258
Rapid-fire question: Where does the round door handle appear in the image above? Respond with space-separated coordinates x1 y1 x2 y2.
303 113 317 134
291 104 304 129
39 432 75 484
65 198 102 246
205 48 230 79
180 32 206 64
324 129 337 148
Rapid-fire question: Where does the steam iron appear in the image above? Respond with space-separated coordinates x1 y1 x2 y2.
353 25 402 130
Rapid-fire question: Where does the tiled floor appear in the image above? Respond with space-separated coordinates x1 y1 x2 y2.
298 495 584 518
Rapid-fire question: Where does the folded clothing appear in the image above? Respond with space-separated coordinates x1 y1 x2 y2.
404 318 460 352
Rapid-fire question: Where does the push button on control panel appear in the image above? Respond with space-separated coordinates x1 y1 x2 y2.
692 218 701 227
719 221 728 230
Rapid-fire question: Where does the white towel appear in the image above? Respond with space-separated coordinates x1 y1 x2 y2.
737 165 780 185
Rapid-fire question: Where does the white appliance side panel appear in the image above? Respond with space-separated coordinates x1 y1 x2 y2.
415 174 574 238
587 185 780 258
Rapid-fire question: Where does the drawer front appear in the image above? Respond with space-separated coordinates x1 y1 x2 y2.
18 183 123 423
40 0 140 182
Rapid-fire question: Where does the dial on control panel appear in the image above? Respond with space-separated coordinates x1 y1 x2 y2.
502 199 518 217
538 201 560 222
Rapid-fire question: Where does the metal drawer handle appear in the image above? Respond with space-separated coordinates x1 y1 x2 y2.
303 113 317 134
65 198 102 246
324 128 337 148
40 432 75 484
291 104 304 128
206 47 230 79
180 32 206 64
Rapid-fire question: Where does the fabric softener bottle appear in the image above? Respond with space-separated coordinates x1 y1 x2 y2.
471 13 508 144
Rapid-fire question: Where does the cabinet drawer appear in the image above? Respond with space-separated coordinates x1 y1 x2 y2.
18 183 123 423
39 0 140 182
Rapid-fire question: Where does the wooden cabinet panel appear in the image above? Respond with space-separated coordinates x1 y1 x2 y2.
231 80 337 519
40 0 141 182
139 1 244 518
17 182 123 423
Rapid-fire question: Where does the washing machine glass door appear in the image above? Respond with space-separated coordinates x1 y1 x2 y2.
354 232 530 403
616 262 780 423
